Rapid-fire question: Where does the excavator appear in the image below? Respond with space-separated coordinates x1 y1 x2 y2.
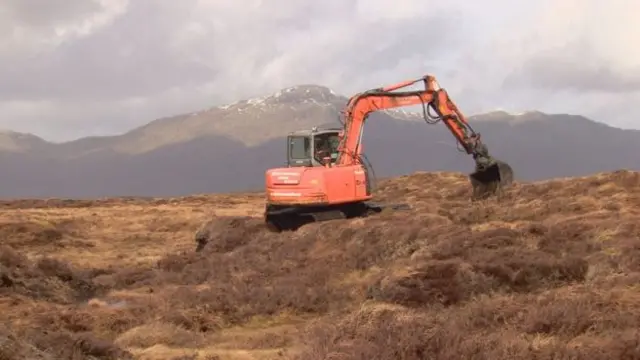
263 74 514 232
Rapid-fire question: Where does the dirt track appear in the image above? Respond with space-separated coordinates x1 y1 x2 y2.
1 170 640 359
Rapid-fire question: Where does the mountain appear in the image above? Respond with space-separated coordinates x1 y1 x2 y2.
0 130 51 152
1 85 640 198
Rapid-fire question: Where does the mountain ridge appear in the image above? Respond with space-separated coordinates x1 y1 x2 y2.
0 84 626 157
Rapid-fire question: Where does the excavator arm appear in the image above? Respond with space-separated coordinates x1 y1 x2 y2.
337 74 480 166
336 74 514 199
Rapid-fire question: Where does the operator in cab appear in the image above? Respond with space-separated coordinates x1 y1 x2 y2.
314 136 332 163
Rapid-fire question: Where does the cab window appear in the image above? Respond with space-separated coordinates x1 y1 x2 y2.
289 136 310 159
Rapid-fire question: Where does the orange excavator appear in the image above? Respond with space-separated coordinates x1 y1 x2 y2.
264 74 514 232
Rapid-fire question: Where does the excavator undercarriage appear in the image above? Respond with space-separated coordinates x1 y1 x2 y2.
264 201 411 232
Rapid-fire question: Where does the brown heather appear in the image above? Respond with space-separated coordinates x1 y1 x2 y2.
1 170 639 359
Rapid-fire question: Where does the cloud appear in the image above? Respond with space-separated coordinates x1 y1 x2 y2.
0 0 128 57
0 0 638 141
500 0 640 94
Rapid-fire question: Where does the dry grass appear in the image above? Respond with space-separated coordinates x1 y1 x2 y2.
1 170 640 359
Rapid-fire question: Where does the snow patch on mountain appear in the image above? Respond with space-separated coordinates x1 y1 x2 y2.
471 110 546 121
210 86 453 128
209 85 424 125
210 85 553 126
214 85 343 113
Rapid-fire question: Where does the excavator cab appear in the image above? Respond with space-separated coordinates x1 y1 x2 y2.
287 127 342 168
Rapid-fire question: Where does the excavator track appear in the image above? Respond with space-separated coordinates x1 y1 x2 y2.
264 202 410 232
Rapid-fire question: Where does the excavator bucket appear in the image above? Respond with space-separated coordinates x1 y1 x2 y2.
469 159 514 200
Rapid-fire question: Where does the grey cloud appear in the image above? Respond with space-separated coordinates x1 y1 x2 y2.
3 0 101 28
0 0 216 101
502 42 640 94
0 0 638 141
1 1 461 103
0 0 128 56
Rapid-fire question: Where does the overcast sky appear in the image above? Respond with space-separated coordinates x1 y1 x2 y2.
1 0 638 141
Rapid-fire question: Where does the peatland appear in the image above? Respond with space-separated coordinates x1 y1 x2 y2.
1 170 639 359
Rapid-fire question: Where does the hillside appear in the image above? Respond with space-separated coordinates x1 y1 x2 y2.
1 170 639 359
1 84 640 198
